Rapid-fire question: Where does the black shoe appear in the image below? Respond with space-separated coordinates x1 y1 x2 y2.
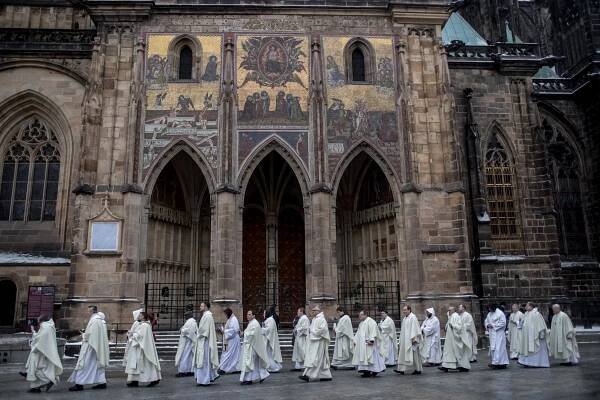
471 359 477 363
197 383 210 387
331 366 338 371
19 372 27 378
320 378 332 381
290 368 302 372
458 367 469 372
69 385 84 392
92 383 106 389
217 369 226 375
126 381 139 387
259 378 266 384
394 370 404 375
411 371 422 375
299 375 309 382
438 366 448 372
147 380 160 387
212 374 220 382
28 388 42 393
371 372 378 377
241 381 252 385
560 362 573 366
186 372 195 376
43 382 54 392
360 372 371 378
175 373 186 377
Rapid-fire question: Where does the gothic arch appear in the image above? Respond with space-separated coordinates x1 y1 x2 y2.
537 105 590 257
331 140 400 205
0 60 88 87
237 136 310 205
537 103 586 174
0 90 74 236
167 35 203 81
143 138 216 205
482 120 518 165
344 37 376 84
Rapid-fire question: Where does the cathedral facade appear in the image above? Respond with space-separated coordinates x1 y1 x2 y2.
0 0 597 331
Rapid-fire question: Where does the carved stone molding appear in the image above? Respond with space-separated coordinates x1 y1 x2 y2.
0 29 96 57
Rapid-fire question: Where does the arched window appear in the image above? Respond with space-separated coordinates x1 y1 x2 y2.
168 36 202 81
542 119 588 257
351 48 366 82
0 119 60 221
178 45 193 80
484 133 522 253
345 38 375 84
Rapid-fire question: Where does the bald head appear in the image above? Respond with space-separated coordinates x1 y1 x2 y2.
552 304 561 315
448 306 455 314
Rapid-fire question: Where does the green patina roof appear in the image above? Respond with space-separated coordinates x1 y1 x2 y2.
534 66 559 79
442 12 488 46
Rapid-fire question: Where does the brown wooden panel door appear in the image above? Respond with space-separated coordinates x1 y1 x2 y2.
242 208 266 320
278 208 305 323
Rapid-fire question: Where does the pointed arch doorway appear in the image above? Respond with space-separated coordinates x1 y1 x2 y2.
144 150 211 329
242 152 306 323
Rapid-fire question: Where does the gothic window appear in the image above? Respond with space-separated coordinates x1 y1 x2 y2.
484 134 522 253
542 119 588 257
178 45 193 80
345 38 375 84
0 119 60 221
168 36 202 81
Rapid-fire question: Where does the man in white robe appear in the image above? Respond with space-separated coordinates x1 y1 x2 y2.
439 306 471 372
125 312 162 387
420 307 442 366
262 308 282 372
175 311 197 377
549 304 579 366
395 305 423 375
299 305 332 382
218 307 241 374
68 306 110 391
517 302 550 368
485 304 509 369
292 307 310 371
240 310 270 385
332 306 354 370
25 315 63 392
122 308 143 369
352 310 386 377
458 304 478 362
193 302 220 385
378 310 398 367
508 304 524 359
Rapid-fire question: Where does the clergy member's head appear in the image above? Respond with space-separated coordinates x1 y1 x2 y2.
336 306 345 318
448 306 456 315
379 310 388 320
88 305 97 316
358 310 367 321
247 310 255 321
38 314 51 324
297 307 305 317
526 302 535 312
184 311 194 320
511 303 519 313
426 308 433 318
310 305 320 317
458 304 466 314
200 302 210 312
402 305 411 317
552 304 561 315
224 308 233 319
139 311 148 321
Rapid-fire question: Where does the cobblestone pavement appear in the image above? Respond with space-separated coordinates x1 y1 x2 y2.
1 343 599 400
